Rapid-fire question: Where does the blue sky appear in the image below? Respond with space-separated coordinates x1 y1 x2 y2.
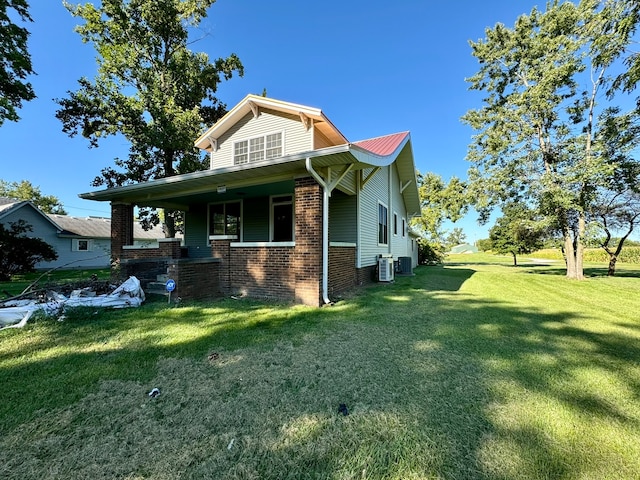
1 1 554 242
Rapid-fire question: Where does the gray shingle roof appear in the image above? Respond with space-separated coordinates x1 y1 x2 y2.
0 197 166 240
48 214 165 239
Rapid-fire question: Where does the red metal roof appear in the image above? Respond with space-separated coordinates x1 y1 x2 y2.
352 131 409 156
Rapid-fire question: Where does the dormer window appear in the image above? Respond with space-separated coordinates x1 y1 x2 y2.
234 132 282 165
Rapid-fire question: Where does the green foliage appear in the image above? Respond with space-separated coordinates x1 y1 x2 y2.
0 179 67 214
0 220 57 280
444 227 466 250
489 204 546 266
0 0 35 125
462 0 640 280
413 171 468 249
417 238 444 264
475 238 492 252
56 0 244 235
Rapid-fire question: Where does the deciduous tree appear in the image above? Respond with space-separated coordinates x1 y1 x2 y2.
489 203 546 267
56 0 243 237
0 179 66 214
0 0 35 125
414 172 468 242
463 0 640 280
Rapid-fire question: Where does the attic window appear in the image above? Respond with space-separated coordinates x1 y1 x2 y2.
234 132 282 165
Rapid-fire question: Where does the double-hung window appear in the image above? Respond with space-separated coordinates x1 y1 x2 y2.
378 203 388 245
271 195 293 242
234 132 282 165
209 201 241 239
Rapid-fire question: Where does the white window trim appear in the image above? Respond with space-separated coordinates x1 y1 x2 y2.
270 194 295 242
393 211 398 237
207 200 243 243
378 201 389 246
233 130 284 165
72 238 93 252
402 217 406 238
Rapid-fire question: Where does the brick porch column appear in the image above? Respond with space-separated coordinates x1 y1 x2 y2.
294 177 323 306
111 202 134 270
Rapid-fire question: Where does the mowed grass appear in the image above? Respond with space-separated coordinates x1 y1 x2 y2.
1 258 639 479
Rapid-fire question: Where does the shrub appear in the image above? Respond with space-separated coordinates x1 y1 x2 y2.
0 220 58 280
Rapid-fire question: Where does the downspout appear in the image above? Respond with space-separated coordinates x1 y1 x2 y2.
305 157 331 305
304 158 354 305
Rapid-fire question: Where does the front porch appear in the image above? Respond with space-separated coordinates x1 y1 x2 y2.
111 177 362 306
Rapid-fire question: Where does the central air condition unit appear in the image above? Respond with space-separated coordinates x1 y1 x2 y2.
378 255 394 282
398 256 412 274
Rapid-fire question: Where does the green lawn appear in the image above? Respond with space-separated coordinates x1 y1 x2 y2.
1 258 639 479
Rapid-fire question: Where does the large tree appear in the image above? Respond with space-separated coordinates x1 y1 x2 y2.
56 0 243 237
463 0 640 280
0 179 67 214
0 0 35 126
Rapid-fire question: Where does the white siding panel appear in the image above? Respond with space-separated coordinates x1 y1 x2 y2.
389 163 411 260
358 166 391 267
210 109 312 169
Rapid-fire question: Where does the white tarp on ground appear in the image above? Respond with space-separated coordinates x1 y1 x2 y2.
0 276 145 329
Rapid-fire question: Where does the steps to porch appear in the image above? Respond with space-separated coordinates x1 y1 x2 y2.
145 274 170 297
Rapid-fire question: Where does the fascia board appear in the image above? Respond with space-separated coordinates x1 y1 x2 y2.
194 95 348 150
79 144 355 202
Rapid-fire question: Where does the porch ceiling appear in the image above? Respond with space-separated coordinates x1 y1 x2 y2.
79 147 358 210
79 139 421 215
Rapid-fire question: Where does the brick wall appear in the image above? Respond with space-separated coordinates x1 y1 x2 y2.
230 246 295 300
121 258 169 285
328 246 357 296
111 202 134 267
210 239 231 295
121 239 182 261
167 259 221 301
294 177 323 306
356 265 377 286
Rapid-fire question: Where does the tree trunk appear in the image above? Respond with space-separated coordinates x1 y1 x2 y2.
163 209 176 238
607 254 617 276
563 222 585 280
512 252 517 267
575 213 585 280
564 231 579 279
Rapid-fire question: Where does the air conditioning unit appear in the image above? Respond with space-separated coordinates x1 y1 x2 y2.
398 256 412 274
378 255 394 282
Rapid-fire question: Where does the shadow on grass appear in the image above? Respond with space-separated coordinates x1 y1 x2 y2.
1 264 639 478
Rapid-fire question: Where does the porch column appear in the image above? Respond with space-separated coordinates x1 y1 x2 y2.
111 202 134 270
294 177 323 306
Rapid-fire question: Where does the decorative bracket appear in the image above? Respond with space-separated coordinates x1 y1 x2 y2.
400 180 412 193
207 136 218 152
360 167 381 189
299 112 311 131
248 101 259 118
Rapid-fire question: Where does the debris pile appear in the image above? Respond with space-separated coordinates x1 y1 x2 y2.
0 276 145 329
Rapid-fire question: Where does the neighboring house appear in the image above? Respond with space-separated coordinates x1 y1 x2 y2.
79 95 421 306
0 197 164 269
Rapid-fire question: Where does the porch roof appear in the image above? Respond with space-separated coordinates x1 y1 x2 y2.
79 133 420 215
